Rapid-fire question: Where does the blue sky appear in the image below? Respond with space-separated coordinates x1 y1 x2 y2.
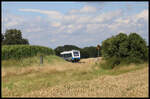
2 2 149 49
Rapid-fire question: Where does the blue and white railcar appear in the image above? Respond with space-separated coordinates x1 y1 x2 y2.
60 50 80 62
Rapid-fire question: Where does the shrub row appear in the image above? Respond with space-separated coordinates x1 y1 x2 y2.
2 45 55 60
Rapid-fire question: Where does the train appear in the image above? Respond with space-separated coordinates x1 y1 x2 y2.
60 50 80 62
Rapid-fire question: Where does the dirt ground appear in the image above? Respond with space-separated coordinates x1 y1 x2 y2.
21 58 149 97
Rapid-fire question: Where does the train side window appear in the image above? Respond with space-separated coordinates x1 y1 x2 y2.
68 53 72 57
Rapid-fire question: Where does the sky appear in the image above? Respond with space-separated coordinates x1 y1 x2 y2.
2 1 149 49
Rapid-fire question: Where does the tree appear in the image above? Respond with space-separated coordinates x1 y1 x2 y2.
102 33 129 58
82 46 100 58
54 46 65 56
2 29 29 45
54 45 91 59
80 49 89 58
128 33 148 61
1 33 4 42
21 38 29 44
101 32 148 63
54 45 81 56
115 33 129 57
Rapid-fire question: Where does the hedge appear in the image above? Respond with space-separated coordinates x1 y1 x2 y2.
2 45 55 60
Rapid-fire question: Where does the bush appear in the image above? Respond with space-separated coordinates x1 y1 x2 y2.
101 33 148 69
100 57 121 69
80 49 89 58
102 33 129 58
82 46 100 58
2 45 55 60
128 33 148 61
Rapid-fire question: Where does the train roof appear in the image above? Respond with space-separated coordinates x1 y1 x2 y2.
60 50 80 54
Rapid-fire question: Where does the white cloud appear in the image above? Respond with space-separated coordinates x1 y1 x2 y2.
81 38 95 43
51 22 61 27
3 6 148 48
63 15 83 26
19 8 63 20
6 21 18 27
76 16 93 24
136 9 148 21
93 9 123 23
3 14 25 27
115 18 130 24
86 23 108 34
66 24 75 34
69 9 78 14
25 27 42 33
50 39 57 43
36 16 42 21
76 24 83 29
110 9 148 32
86 24 100 33
65 23 84 34
80 5 97 13
69 5 97 14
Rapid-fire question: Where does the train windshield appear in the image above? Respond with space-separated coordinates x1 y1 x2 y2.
73 52 79 56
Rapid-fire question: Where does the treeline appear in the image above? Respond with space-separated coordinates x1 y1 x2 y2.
1 29 100 59
1 29 149 62
54 45 101 59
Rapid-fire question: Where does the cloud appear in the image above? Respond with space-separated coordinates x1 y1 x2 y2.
93 9 123 23
50 39 58 43
80 5 97 13
3 14 25 27
105 9 148 43
115 18 130 24
76 16 93 24
3 5 148 48
69 5 97 14
19 8 63 20
51 22 61 27
26 27 42 33
62 14 79 24
69 9 78 14
136 9 148 21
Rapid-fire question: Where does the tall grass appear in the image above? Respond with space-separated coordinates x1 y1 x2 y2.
2 55 66 68
2 58 148 97
2 54 148 96
99 57 147 70
2 45 55 60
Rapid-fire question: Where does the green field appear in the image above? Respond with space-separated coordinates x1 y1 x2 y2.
2 55 148 97
2 45 55 60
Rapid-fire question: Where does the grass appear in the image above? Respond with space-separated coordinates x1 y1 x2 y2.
2 55 66 68
99 56 147 70
1 56 148 97
96 63 147 76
